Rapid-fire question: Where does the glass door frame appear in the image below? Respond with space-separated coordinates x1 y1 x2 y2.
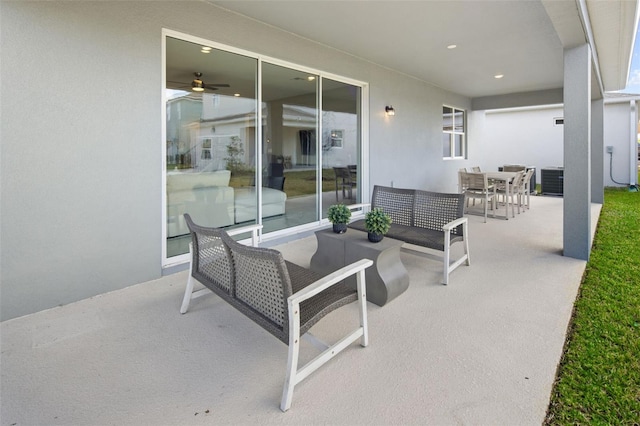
161 29 369 269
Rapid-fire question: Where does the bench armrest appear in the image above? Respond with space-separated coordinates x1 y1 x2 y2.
227 224 262 246
442 216 467 232
288 258 373 305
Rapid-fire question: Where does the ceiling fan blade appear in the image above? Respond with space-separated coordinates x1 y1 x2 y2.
166 81 192 90
205 83 230 88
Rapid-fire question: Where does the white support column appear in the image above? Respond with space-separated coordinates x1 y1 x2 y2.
591 98 604 204
563 44 592 261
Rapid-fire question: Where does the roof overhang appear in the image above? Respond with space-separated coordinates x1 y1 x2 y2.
209 0 638 104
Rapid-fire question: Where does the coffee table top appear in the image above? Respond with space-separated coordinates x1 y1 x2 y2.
315 228 403 250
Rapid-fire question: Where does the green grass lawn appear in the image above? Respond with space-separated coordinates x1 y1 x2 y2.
545 186 640 424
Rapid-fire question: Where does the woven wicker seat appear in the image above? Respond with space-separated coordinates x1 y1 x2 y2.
181 214 372 412
348 185 469 285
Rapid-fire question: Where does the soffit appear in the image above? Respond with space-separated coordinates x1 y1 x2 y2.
587 0 639 91
207 0 638 99
210 0 565 99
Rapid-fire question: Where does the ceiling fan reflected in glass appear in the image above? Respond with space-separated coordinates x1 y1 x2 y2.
167 72 230 92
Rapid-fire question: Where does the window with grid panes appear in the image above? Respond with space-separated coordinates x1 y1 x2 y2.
442 106 466 159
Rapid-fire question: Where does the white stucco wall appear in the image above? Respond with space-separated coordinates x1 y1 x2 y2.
1 1 470 320
604 100 638 187
470 106 565 185
472 101 638 188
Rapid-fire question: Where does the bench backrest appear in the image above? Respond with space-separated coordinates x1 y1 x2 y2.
185 213 291 342
413 189 465 237
221 232 291 342
371 185 415 227
371 185 465 236
184 214 234 295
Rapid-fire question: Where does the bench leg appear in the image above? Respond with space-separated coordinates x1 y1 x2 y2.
357 269 369 347
281 271 369 411
180 274 195 314
442 221 470 285
180 246 196 314
281 311 301 412
443 242 451 285
180 244 212 313
463 237 471 267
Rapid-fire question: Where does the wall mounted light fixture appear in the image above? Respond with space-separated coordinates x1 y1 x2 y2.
385 106 395 116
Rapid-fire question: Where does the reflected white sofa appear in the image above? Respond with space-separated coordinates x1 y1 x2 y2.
167 171 235 237
234 187 287 224
166 170 287 237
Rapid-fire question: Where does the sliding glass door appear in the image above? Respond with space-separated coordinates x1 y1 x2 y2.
260 63 319 233
321 78 361 218
165 37 257 258
164 32 365 263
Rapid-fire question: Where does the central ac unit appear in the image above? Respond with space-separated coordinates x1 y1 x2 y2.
541 167 563 195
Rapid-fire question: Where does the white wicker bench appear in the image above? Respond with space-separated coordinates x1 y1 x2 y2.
348 185 470 285
180 214 372 412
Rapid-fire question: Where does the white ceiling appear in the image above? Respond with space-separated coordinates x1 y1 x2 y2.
210 0 638 100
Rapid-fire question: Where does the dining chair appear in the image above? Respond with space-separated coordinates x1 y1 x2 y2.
460 171 496 222
458 169 469 193
520 168 535 210
333 166 356 201
496 170 525 217
471 166 481 172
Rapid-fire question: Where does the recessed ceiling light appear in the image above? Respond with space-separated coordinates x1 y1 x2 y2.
447 44 457 49
234 93 241 97
201 49 210 54
307 76 316 81
494 74 504 79
201 46 212 51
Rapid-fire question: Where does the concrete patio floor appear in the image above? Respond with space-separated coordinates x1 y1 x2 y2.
1 196 601 425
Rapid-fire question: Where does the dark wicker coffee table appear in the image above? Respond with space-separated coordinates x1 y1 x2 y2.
309 228 410 306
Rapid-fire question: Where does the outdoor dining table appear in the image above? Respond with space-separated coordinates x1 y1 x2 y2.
485 171 518 219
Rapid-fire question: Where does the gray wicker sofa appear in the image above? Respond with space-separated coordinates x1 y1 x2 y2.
348 185 470 285
180 214 372 412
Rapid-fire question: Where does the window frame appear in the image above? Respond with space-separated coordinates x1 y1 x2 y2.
161 29 370 268
442 105 466 160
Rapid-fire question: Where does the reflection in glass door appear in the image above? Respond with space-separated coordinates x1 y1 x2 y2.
261 63 319 234
164 33 365 264
322 79 361 217
165 37 257 258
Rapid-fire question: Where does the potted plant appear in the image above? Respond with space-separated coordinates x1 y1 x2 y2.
327 204 352 234
364 208 392 242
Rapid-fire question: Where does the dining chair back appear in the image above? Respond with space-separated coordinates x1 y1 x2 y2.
497 170 525 216
460 171 496 222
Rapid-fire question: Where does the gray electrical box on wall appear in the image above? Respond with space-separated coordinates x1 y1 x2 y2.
606 146 614 153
